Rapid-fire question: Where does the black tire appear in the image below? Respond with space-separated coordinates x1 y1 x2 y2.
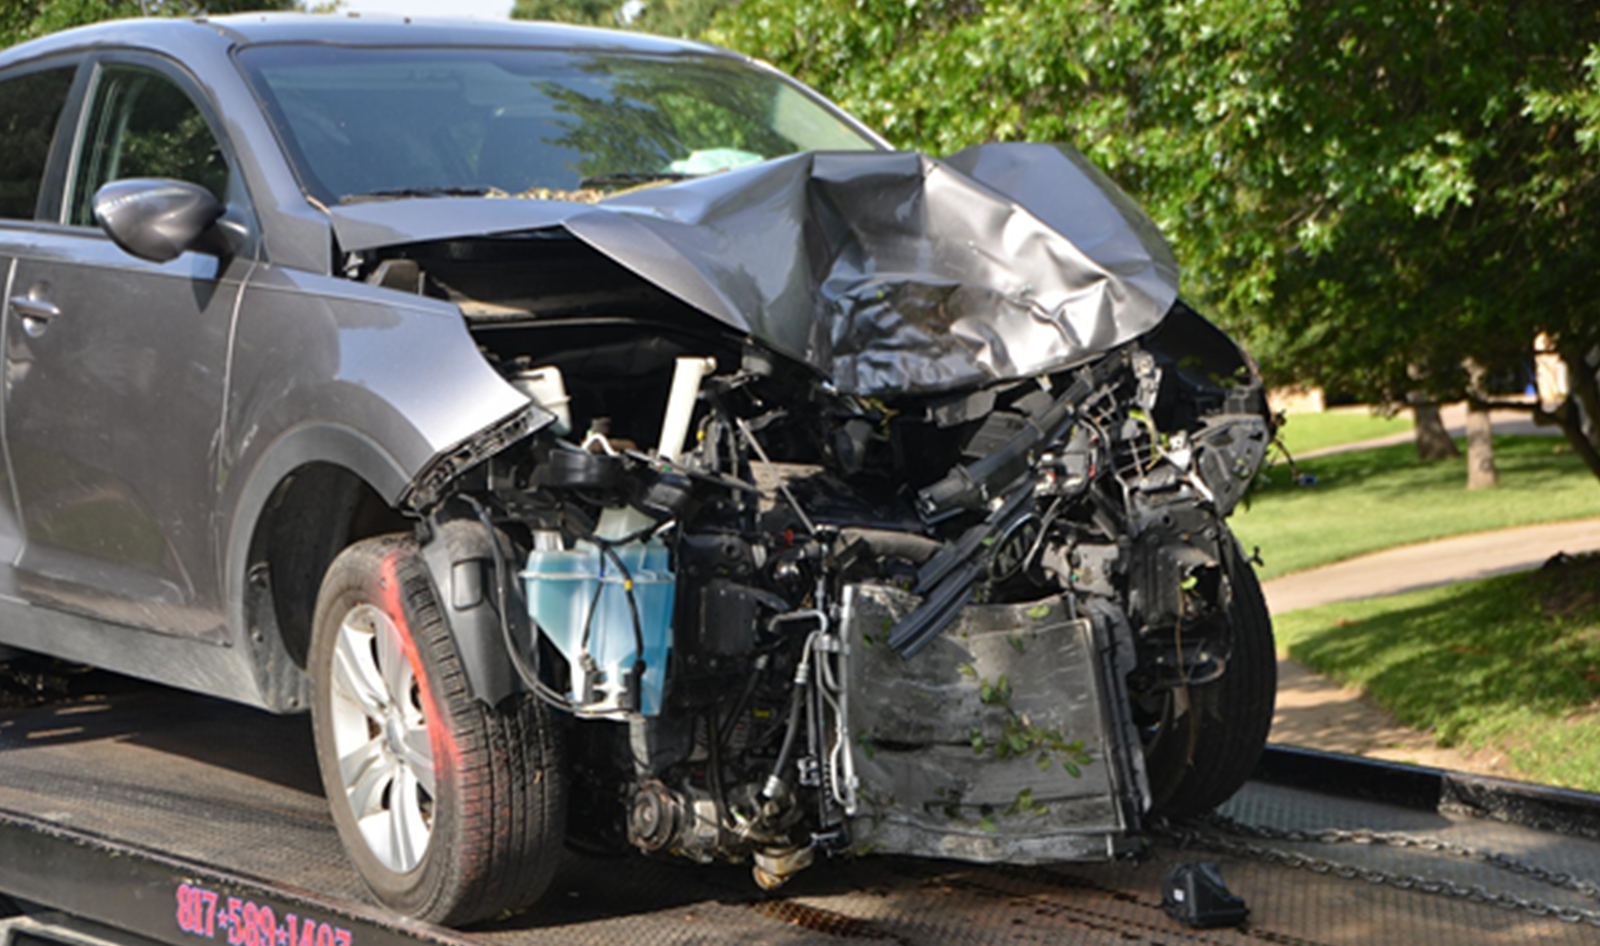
1142 544 1276 819
309 534 565 925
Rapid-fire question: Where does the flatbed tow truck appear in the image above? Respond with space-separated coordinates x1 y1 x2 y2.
1 669 1599 946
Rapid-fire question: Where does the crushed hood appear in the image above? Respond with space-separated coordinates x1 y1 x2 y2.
328 143 1179 397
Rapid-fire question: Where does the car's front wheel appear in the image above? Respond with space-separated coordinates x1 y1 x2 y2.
310 534 565 925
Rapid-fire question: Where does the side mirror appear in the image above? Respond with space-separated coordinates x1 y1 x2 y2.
92 179 228 264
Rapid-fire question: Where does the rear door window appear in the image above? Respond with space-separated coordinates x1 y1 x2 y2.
0 66 76 220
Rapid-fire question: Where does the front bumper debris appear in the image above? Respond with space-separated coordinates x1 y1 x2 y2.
843 585 1149 863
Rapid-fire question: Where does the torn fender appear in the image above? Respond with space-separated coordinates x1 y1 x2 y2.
328 143 1179 397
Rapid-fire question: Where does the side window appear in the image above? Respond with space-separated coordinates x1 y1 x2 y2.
0 66 76 220
69 64 229 227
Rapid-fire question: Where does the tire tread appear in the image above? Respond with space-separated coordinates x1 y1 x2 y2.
312 534 564 926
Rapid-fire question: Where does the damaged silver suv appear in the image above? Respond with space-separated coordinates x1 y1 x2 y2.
0 14 1275 925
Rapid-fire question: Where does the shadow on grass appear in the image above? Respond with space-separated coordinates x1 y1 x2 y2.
1266 436 1579 502
1281 558 1600 781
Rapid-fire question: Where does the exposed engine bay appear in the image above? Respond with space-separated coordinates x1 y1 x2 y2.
386 267 1270 885
344 145 1276 889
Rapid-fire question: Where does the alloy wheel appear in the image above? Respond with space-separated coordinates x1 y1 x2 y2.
327 603 436 873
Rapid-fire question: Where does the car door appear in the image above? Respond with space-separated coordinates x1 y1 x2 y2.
0 59 83 601
5 53 256 640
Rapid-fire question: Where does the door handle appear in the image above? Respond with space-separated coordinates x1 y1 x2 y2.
10 297 59 322
10 296 59 337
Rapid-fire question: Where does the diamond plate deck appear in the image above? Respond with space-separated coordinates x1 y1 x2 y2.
2 675 1600 945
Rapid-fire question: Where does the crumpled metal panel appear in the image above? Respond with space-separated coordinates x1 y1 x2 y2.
840 584 1139 863
327 143 1178 397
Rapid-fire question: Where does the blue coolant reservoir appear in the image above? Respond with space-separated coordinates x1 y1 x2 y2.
524 537 674 717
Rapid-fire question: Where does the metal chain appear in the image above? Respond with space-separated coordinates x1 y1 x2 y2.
1153 815 1600 927
1196 812 1600 902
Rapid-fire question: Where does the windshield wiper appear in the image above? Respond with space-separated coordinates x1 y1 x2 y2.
577 172 696 189
339 187 501 204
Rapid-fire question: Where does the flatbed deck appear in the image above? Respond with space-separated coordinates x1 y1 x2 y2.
1 674 1599 946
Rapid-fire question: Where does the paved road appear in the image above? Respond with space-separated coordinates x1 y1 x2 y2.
1262 515 1600 775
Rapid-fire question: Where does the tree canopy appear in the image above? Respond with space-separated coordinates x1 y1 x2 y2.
2 0 301 49
13 0 1600 475
704 0 1600 476
512 0 726 37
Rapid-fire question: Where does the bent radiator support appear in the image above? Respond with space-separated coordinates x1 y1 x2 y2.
841 585 1149 862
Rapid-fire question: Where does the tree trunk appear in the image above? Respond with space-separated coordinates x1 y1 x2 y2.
1464 360 1498 490
1409 397 1459 461
1465 402 1498 489
1556 347 1600 482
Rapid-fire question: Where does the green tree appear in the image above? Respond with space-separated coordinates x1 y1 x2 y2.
1235 3 1600 478
3 0 310 49
512 0 729 38
511 0 615 26
707 0 1600 483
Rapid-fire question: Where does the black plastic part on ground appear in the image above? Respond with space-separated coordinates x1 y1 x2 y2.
1159 861 1249 929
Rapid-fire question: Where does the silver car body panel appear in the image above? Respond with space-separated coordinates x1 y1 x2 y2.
328 144 1180 397
4 231 245 641
0 16 564 706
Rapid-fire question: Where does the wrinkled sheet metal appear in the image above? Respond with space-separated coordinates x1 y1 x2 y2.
328 143 1179 397
840 584 1140 862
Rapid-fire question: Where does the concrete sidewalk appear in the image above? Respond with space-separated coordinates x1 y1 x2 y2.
1291 403 1554 460
1263 516 1600 776
1262 517 1600 614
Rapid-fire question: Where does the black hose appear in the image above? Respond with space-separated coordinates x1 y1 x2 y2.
838 527 943 565
766 677 807 796
460 496 575 710
561 508 653 712
706 711 729 830
595 541 647 681
717 659 764 752
578 559 606 651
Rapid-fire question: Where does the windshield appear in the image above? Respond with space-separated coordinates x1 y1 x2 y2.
236 46 880 204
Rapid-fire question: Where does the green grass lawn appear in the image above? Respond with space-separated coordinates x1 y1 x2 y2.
1274 556 1600 791
1276 409 1414 456
1231 435 1600 579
